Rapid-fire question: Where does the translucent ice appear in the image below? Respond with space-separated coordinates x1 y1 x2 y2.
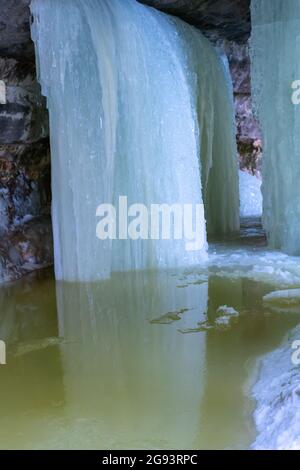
251 0 300 254
30 0 239 281
239 171 262 218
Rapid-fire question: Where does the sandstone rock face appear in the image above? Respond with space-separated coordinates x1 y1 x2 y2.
0 58 48 143
0 216 53 283
224 41 262 176
0 10 52 283
0 140 51 233
0 58 50 232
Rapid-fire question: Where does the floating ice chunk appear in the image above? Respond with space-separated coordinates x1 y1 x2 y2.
150 308 190 325
215 316 232 328
178 321 213 334
177 304 239 333
263 289 300 306
216 305 239 317
214 305 239 329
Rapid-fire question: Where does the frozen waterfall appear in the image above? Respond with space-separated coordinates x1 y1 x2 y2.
31 0 239 281
251 0 300 255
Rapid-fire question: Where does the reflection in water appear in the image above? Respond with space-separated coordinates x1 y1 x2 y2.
0 271 63 449
56 271 208 450
0 268 299 449
199 277 300 449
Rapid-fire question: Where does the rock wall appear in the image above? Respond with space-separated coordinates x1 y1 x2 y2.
139 0 251 42
0 0 33 60
0 8 52 282
224 41 262 177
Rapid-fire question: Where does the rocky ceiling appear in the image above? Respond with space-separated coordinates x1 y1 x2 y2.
0 0 33 61
139 0 251 42
0 0 250 62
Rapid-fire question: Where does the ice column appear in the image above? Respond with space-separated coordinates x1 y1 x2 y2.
251 0 300 254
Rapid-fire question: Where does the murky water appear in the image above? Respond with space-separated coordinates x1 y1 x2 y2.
0 225 300 449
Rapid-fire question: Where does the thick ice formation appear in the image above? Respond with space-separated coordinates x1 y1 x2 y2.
30 0 239 281
251 1 300 254
252 324 300 450
239 171 262 218
263 289 300 305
